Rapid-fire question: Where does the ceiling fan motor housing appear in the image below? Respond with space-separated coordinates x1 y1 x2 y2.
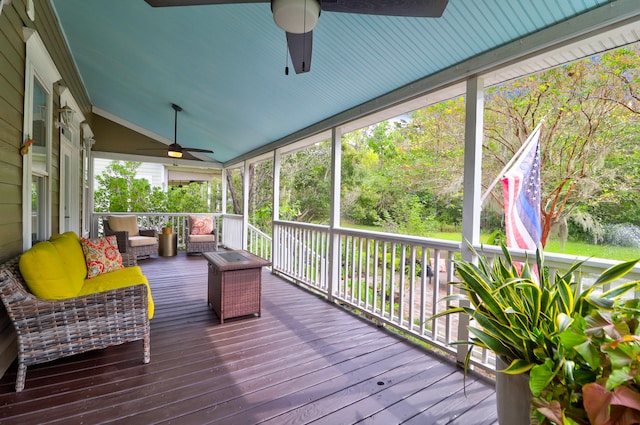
272 0 321 34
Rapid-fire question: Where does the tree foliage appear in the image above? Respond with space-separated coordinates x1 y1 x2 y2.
483 46 640 245
94 161 215 214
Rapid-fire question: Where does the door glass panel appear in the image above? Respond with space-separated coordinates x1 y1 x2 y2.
31 175 46 244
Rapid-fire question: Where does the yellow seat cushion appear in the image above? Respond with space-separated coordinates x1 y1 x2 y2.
79 266 155 319
50 232 88 283
19 240 82 299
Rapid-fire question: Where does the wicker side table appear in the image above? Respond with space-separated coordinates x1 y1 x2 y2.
203 251 271 323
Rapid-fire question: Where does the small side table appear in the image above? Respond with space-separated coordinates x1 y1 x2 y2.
203 250 271 323
158 233 177 257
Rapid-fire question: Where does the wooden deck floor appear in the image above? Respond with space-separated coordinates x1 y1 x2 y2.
0 252 497 424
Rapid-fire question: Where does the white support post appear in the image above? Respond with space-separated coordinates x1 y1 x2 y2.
272 149 281 266
461 77 484 260
458 76 485 365
327 127 342 302
221 168 228 215
242 161 250 250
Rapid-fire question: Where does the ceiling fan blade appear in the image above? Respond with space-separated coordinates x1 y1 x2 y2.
183 147 214 154
286 31 312 74
145 0 267 7
321 0 448 18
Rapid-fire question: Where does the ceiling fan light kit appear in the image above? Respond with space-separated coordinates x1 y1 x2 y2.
167 144 183 158
271 0 320 34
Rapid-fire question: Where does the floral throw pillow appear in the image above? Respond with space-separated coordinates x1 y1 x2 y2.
189 216 214 235
81 235 124 279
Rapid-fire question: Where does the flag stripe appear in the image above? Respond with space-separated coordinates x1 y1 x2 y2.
502 126 542 251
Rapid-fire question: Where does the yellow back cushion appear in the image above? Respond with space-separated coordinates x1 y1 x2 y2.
108 215 140 236
19 241 81 299
50 232 87 283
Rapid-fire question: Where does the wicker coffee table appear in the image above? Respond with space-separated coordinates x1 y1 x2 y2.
202 250 271 323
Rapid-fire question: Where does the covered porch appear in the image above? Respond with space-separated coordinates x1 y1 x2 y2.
0 253 497 424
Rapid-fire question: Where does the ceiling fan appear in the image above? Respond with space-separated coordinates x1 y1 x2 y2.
144 0 448 74
140 103 214 158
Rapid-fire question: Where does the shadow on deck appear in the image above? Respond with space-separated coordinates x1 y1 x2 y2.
0 251 497 424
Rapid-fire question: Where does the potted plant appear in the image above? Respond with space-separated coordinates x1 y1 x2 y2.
531 297 640 425
433 243 639 424
162 222 173 235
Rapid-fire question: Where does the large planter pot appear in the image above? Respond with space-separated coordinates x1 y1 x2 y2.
496 357 533 425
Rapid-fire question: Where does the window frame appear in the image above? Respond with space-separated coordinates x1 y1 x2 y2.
22 28 61 249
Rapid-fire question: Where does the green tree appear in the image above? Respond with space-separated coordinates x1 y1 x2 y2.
94 161 156 212
95 160 217 214
483 45 640 245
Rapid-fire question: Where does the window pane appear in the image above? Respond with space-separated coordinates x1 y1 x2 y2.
32 78 47 147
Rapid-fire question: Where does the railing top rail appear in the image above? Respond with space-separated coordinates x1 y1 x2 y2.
274 220 330 232
274 220 461 251
248 223 271 239
336 226 462 250
94 212 222 217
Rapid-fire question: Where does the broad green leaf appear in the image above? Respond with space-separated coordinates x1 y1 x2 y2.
606 366 633 391
530 361 556 397
605 347 634 370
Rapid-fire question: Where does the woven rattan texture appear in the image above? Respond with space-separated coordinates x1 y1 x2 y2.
103 219 158 260
209 267 261 323
0 256 150 392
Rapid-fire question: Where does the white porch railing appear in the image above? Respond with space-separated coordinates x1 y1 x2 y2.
271 220 640 372
91 212 223 250
248 224 272 262
220 214 243 250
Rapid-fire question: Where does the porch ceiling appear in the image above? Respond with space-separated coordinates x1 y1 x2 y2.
51 0 639 165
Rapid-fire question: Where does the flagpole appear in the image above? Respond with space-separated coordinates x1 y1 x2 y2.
481 121 544 205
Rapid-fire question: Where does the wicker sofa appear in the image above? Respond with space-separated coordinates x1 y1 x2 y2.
0 232 152 392
103 215 158 260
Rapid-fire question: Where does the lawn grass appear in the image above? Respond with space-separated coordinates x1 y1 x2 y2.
343 224 640 262
431 232 640 261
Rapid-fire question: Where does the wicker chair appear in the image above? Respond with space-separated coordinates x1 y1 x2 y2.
0 257 150 392
185 215 219 255
103 215 158 260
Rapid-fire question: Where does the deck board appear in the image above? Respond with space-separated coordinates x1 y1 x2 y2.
0 252 496 424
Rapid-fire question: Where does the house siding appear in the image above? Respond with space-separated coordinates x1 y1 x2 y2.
0 0 91 379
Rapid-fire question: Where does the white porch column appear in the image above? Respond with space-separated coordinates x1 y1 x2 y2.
458 76 484 365
327 127 342 302
272 149 282 265
461 76 484 260
82 131 95 237
220 167 227 246
242 161 250 250
221 168 228 214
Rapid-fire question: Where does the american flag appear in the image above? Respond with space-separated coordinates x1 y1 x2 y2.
501 126 542 250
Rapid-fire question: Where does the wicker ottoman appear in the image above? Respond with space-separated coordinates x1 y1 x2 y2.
203 251 271 323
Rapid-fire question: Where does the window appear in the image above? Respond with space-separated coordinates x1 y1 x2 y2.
22 29 61 249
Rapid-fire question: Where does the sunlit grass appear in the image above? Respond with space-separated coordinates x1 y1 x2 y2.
342 223 640 262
